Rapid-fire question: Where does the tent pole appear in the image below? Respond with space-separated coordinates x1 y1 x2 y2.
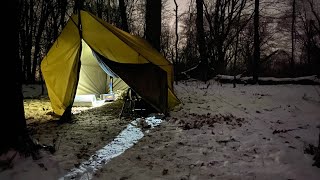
60 3 83 122
110 77 113 93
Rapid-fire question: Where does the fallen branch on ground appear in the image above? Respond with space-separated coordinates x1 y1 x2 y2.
215 75 320 85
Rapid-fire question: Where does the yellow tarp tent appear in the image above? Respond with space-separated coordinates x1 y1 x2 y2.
41 10 180 116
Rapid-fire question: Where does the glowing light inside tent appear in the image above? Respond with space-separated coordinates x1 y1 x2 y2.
71 92 117 115
60 116 162 180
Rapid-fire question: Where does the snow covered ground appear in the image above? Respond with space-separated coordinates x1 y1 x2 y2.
1 80 320 180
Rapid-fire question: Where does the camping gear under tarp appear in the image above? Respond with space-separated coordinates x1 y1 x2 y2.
73 94 105 107
41 10 180 116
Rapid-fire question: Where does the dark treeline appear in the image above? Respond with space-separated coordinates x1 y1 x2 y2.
18 0 320 84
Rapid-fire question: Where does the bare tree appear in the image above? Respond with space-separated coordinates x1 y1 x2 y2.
233 5 242 87
196 0 208 81
20 0 34 83
180 0 198 68
253 0 260 83
145 0 161 51
119 0 129 32
58 0 68 29
18 0 73 84
127 0 146 37
308 0 320 35
160 0 176 61
296 0 320 75
31 2 53 83
96 0 104 18
173 0 179 84
291 0 296 76
203 0 248 75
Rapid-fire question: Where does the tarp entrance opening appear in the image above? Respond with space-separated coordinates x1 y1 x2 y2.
91 49 168 113
76 40 165 115
73 40 124 107
75 40 128 100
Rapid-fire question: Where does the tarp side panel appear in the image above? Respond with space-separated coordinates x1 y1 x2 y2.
41 14 81 116
168 89 180 110
94 52 168 113
82 11 174 91
80 13 148 64
80 40 99 66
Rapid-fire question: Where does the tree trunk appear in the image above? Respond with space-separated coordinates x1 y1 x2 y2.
196 0 208 82
216 44 225 75
60 0 84 122
174 0 179 84
314 129 320 166
24 0 34 83
213 0 223 75
233 13 241 88
1 0 33 155
73 0 84 13
106 0 111 22
32 3 51 82
233 35 239 88
145 0 161 51
52 8 59 41
119 0 129 32
59 0 68 28
291 0 296 77
96 0 103 18
253 0 260 84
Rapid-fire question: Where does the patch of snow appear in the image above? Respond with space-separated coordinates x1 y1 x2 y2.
2 80 320 180
22 84 48 98
0 150 63 180
92 79 320 180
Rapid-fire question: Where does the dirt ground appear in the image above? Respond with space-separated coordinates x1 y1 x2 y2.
24 97 132 172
